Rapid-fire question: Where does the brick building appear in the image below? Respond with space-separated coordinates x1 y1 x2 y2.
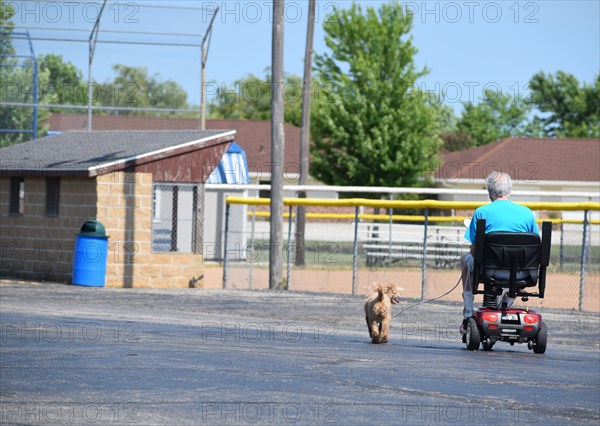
0 130 235 287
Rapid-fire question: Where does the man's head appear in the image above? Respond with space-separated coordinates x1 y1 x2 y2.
485 171 512 201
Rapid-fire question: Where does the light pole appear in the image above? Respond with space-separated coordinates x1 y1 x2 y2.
87 0 107 132
200 6 219 130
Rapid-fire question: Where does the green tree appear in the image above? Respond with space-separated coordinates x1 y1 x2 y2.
439 131 474 152
209 72 303 126
456 89 533 146
528 71 600 137
99 65 189 114
0 1 50 146
38 53 88 109
310 2 442 189
430 100 474 152
1 62 51 147
0 0 15 66
435 101 457 135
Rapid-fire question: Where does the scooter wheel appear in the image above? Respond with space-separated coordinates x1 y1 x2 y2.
533 322 547 354
482 340 495 351
466 318 481 351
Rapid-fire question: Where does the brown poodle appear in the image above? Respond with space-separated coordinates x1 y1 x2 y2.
364 283 402 344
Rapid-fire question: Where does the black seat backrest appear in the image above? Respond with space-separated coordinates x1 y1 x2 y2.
473 219 551 299
482 232 541 286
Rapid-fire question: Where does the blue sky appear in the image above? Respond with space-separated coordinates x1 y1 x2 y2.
6 0 600 113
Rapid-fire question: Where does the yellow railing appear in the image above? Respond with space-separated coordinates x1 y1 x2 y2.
245 210 600 225
249 211 468 222
227 196 600 212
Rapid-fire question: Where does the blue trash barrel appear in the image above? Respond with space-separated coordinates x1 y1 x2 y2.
72 220 109 287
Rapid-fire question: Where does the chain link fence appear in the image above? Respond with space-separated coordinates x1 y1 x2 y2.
220 199 599 312
152 184 201 254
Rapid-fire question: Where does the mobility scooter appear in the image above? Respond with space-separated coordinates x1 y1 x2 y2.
463 219 552 353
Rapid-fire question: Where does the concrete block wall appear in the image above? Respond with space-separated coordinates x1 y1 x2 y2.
1 172 205 288
96 171 204 288
0 176 97 282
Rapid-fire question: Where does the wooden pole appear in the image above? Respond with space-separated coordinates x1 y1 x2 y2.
295 0 315 266
269 0 285 289
222 202 230 289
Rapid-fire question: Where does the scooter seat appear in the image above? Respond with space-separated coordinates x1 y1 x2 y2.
484 269 537 287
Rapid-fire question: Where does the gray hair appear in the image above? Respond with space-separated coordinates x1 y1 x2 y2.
485 171 512 201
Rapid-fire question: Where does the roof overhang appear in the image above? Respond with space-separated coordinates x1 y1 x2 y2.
88 131 235 177
0 130 236 178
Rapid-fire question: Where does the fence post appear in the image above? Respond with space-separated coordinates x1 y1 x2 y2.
388 195 393 266
171 186 179 252
248 204 256 290
286 205 293 290
352 206 359 295
421 208 429 301
559 221 564 271
578 210 589 311
222 202 230 290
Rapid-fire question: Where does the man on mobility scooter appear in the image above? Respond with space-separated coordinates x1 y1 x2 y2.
459 172 551 353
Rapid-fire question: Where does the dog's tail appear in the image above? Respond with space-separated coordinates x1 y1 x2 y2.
375 283 384 302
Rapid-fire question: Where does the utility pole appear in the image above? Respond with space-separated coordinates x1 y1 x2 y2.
295 0 316 266
270 0 285 289
200 6 219 130
87 0 107 132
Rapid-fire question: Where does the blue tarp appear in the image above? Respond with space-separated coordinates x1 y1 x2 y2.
207 141 250 184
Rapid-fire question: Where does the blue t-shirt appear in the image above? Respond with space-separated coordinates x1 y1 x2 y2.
465 200 538 243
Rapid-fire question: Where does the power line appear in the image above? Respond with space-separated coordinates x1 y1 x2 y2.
27 36 201 48
28 0 209 11
3 29 203 47
6 26 204 38
1 101 201 114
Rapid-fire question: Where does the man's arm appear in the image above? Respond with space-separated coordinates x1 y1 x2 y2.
529 210 540 234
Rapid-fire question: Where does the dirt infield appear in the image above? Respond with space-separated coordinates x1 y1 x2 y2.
205 266 600 312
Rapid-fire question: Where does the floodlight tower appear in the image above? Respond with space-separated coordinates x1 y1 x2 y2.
201 6 219 130
87 0 108 132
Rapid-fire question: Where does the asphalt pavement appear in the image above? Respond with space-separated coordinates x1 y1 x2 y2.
1 281 599 425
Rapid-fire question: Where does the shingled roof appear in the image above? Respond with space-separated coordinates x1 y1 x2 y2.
0 130 235 177
439 138 600 182
46 114 301 174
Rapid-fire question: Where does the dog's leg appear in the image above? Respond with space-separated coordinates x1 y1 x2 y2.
380 317 389 343
370 321 380 344
366 316 373 338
